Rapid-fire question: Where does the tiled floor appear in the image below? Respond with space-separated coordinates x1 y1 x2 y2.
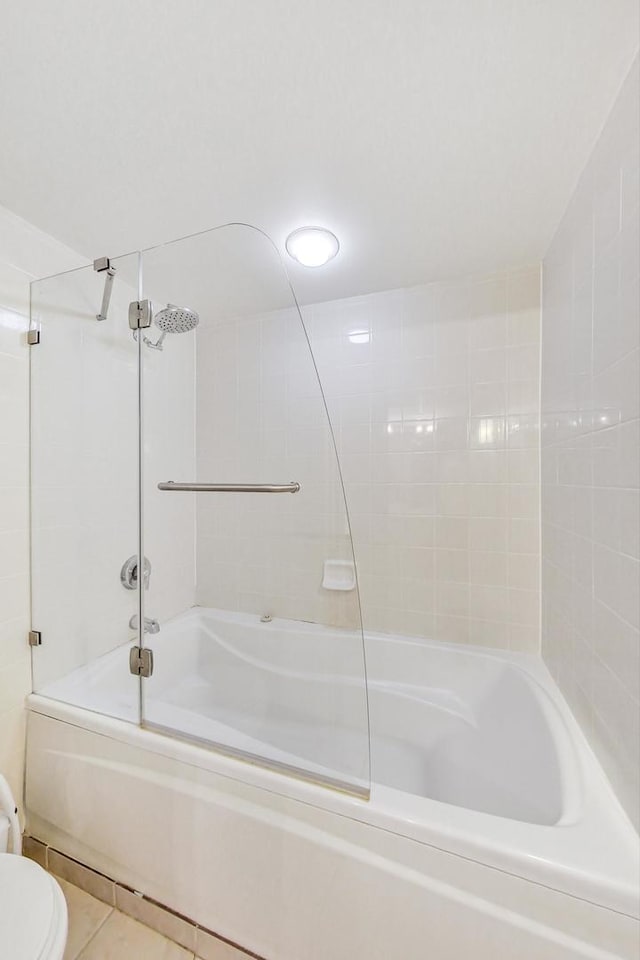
57 876 233 960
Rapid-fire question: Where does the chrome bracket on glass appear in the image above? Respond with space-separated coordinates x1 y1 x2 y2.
128 299 153 330
158 481 301 493
28 630 42 647
93 257 116 322
129 646 153 678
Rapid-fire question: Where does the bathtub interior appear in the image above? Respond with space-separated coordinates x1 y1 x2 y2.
41 606 569 825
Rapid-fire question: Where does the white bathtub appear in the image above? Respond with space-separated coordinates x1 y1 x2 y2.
26 608 640 959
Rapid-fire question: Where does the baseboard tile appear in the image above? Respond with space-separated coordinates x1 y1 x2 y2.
24 836 261 959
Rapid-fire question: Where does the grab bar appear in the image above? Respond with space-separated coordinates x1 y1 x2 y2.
158 481 301 494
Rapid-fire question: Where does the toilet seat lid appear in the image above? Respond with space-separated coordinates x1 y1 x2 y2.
0 855 67 960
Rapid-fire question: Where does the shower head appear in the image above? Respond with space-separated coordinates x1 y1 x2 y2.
154 304 200 334
144 303 199 350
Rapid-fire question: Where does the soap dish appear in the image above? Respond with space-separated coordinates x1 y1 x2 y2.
322 559 356 591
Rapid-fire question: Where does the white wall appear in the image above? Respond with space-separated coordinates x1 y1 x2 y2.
0 205 83 815
541 58 639 828
195 266 541 651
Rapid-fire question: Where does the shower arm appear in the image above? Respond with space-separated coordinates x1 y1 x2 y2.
93 257 116 322
144 330 167 351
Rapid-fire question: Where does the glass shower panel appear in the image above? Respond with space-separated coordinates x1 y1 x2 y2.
30 253 142 722
140 224 370 796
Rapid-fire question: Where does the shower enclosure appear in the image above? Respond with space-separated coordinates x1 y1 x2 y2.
29 223 370 797
25 223 639 960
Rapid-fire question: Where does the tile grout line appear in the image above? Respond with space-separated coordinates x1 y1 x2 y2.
72 905 114 960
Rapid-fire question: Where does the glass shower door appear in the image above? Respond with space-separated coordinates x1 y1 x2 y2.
139 224 370 796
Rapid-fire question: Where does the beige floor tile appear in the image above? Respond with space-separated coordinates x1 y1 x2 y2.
54 876 112 960
77 910 194 959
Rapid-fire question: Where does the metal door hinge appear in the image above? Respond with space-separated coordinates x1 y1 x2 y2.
28 630 42 647
128 300 152 330
129 645 153 678
27 330 40 345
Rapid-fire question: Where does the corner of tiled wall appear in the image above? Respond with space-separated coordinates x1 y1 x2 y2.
541 56 639 829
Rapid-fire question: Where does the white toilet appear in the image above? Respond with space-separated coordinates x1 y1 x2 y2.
0 776 68 960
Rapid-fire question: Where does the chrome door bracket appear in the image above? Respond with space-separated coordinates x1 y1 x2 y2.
28 630 42 647
128 300 153 330
129 646 153 678
27 329 40 345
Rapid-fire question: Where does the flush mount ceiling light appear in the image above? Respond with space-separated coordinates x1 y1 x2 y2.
285 227 339 267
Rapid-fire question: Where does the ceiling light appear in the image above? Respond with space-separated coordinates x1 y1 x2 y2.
285 227 339 267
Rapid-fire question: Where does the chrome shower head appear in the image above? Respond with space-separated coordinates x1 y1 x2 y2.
144 303 199 350
154 304 200 334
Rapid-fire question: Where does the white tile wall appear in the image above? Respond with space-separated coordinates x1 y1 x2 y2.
0 205 83 816
307 268 541 650
194 307 361 630
195 266 541 651
144 325 197 629
541 57 640 828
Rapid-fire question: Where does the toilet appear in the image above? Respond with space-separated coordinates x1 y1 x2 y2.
0 776 67 960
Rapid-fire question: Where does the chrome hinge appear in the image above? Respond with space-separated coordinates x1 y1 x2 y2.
28 630 42 647
128 299 152 330
129 645 153 678
27 330 40 345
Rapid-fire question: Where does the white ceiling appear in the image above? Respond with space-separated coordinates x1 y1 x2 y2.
0 1 637 304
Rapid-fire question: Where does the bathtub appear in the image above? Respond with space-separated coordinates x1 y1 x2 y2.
26 608 640 959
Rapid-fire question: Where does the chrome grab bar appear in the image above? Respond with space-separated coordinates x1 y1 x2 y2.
158 481 301 494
